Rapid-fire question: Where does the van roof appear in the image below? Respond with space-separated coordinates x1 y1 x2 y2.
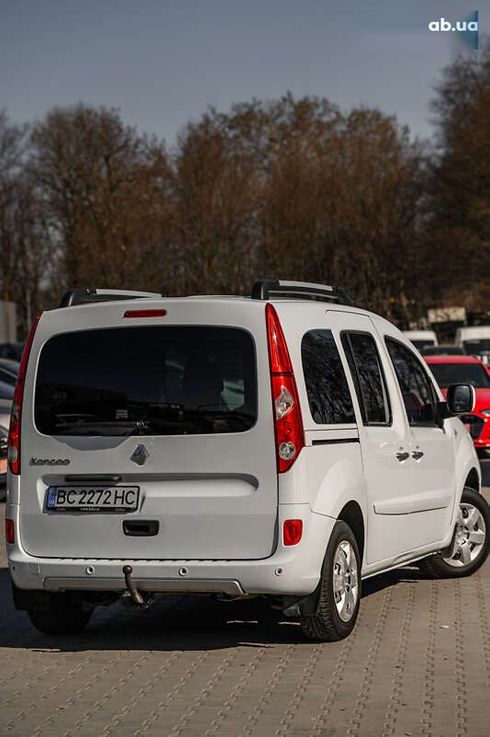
48 281 398 334
51 293 377 313
456 325 490 336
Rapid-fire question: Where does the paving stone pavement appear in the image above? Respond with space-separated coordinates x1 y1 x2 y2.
1 495 490 737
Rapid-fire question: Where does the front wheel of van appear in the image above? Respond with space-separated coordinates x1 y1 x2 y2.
27 593 93 636
301 521 361 642
419 488 490 578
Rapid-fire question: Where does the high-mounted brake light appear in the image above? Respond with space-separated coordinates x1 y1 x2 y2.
123 309 167 318
8 313 42 475
266 304 304 473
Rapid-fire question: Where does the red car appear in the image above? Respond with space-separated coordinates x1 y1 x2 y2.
425 355 490 454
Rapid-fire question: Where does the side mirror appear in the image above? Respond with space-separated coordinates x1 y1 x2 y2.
446 383 476 414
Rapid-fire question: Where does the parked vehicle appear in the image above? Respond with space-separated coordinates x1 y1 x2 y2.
425 355 490 455
6 282 488 642
0 399 11 498
421 345 465 357
455 326 490 362
402 329 438 351
0 359 19 386
0 380 14 400
0 342 24 361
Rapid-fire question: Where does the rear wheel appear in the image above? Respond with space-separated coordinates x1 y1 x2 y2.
27 593 93 635
419 488 489 578
476 448 490 459
301 520 361 642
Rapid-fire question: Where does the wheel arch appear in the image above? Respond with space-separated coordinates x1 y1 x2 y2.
337 500 365 565
464 467 480 493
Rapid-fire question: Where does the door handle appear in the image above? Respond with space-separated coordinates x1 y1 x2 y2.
412 450 424 460
395 451 410 462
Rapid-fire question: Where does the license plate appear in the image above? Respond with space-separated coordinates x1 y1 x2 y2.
46 486 140 512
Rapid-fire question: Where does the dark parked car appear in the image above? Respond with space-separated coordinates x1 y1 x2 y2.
0 398 11 498
421 345 465 356
0 380 14 400
0 358 19 385
0 342 24 361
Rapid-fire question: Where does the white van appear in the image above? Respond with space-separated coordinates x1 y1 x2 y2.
402 329 438 351
455 326 490 359
5 281 489 641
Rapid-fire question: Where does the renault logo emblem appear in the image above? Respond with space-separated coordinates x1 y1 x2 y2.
131 444 149 466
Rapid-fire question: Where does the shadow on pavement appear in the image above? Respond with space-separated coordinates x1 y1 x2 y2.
0 563 423 653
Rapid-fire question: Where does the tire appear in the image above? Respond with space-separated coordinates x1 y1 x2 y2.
476 448 490 460
301 520 361 642
419 487 490 578
27 593 93 635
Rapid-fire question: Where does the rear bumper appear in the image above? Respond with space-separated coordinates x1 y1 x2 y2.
6 502 336 597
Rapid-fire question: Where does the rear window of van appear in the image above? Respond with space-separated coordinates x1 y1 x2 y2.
35 326 257 436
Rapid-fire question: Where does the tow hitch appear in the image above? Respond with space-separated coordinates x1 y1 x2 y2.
122 565 152 607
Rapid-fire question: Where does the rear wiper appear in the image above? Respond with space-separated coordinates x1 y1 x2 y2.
53 420 149 436
182 409 254 430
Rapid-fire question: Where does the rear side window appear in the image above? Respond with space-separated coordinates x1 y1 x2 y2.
385 338 437 426
341 332 391 425
301 330 355 424
35 326 257 436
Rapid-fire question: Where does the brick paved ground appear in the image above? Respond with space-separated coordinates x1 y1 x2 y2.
1 494 490 737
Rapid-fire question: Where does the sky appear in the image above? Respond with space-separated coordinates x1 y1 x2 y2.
0 0 487 146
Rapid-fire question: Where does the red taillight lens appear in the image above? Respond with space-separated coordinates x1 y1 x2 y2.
123 309 167 318
266 304 293 373
5 518 14 544
8 313 42 475
266 304 304 473
283 519 303 546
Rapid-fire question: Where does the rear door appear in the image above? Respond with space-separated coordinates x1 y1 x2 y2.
329 313 415 564
19 301 278 560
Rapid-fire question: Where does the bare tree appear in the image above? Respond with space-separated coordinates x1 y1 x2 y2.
424 42 490 309
30 104 175 293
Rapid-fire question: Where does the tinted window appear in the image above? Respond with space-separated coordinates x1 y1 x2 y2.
463 339 490 354
35 327 256 436
386 339 437 425
341 333 390 425
421 346 464 356
411 339 436 350
301 330 355 424
429 362 490 388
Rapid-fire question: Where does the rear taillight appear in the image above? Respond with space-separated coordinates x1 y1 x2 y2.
8 313 42 475
283 519 303 546
266 303 304 472
5 518 14 544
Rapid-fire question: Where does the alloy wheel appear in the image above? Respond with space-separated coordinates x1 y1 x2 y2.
332 539 359 622
443 502 486 568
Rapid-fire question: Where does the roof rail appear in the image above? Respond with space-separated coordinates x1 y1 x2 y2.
59 288 162 308
251 279 353 306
